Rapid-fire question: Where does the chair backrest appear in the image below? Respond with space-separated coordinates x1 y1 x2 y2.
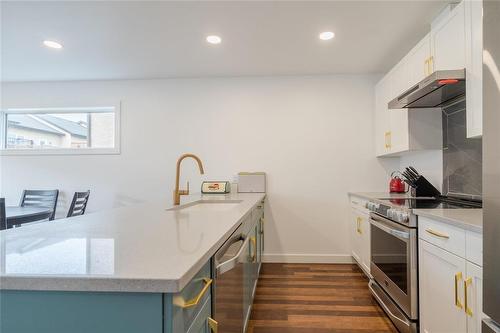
67 191 90 218
19 190 59 221
0 198 6 231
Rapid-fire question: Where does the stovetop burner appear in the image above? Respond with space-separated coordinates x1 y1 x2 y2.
366 196 482 227
381 196 482 210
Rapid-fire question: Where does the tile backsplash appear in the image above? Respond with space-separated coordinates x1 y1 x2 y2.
442 97 482 198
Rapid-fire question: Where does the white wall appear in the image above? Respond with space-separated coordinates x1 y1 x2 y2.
0 75 398 263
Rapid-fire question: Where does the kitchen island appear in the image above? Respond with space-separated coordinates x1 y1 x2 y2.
0 193 266 333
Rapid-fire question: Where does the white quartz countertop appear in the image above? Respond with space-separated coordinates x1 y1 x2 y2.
413 208 483 233
0 193 265 293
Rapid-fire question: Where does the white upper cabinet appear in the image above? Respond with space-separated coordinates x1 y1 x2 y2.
430 1 467 72
431 0 483 138
407 33 432 86
374 34 441 157
464 0 483 138
375 77 392 156
388 62 410 154
374 0 483 156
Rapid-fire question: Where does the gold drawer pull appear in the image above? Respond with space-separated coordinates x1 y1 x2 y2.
464 277 473 316
356 217 362 234
179 278 212 308
426 228 450 239
455 272 464 309
208 317 218 333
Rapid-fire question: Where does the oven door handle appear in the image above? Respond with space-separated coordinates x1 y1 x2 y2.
370 219 410 241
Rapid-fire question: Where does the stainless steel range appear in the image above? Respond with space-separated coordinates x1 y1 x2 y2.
366 197 481 333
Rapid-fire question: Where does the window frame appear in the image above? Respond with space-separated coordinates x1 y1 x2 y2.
0 104 121 156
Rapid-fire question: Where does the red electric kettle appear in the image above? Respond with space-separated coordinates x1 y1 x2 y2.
389 171 406 193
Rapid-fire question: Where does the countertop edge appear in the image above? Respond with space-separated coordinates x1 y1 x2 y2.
413 209 483 233
0 193 266 293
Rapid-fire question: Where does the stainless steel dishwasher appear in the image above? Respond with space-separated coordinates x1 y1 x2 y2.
212 226 250 333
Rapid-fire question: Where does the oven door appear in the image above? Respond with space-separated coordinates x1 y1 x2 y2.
370 213 418 320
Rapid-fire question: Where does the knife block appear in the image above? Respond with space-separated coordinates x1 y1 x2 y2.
410 176 441 197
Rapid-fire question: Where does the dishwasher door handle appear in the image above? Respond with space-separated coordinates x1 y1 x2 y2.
216 236 250 275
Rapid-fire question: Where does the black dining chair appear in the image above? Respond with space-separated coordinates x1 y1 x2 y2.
0 198 6 231
19 190 59 221
67 191 90 218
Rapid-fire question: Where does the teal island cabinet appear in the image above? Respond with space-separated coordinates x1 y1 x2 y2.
0 193 266 333
1 261 216 333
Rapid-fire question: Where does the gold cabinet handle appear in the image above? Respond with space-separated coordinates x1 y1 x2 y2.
425 58 429 76
464 277 473 316
178 278 212 308
208 317 218 333
356 217 362 234
250 237 257 262
384 131 392 149
455 272 464 309
426 228 450 239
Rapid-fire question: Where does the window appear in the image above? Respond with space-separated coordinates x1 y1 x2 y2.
0 106 120 155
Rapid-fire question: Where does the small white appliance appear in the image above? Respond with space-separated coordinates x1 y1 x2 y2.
237 172 266 193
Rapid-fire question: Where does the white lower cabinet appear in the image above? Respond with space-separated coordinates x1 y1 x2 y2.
350 208 362 264
359 213 370 275
419 218 483 333
419 240 467 333
350 201 370 277
465 261 483 333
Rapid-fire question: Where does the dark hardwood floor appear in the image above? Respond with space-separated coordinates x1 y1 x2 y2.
247 263 398 333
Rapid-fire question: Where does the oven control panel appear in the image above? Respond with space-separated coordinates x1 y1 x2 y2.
366 201 409 223
366 201 380 212
387 209 409 223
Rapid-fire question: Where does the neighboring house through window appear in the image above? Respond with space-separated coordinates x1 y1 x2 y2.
0 106 120 155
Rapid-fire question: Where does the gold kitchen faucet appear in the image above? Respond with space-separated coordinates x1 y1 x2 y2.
173 154 204 205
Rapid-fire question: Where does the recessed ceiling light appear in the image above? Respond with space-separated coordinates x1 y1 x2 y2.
43 40 63 49
206 35 222 45
319 31 335 41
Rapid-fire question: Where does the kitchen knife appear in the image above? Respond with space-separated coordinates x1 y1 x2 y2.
406 167 419 180
402 171 416 185
409 166 420 177
403 169 415 181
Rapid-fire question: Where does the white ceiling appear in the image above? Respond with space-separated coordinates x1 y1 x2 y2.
1 1 448 82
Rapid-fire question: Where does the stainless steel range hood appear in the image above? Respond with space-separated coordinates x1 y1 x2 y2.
388 69 465 109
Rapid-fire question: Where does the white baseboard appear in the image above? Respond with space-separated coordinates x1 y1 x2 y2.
262 253 354 264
